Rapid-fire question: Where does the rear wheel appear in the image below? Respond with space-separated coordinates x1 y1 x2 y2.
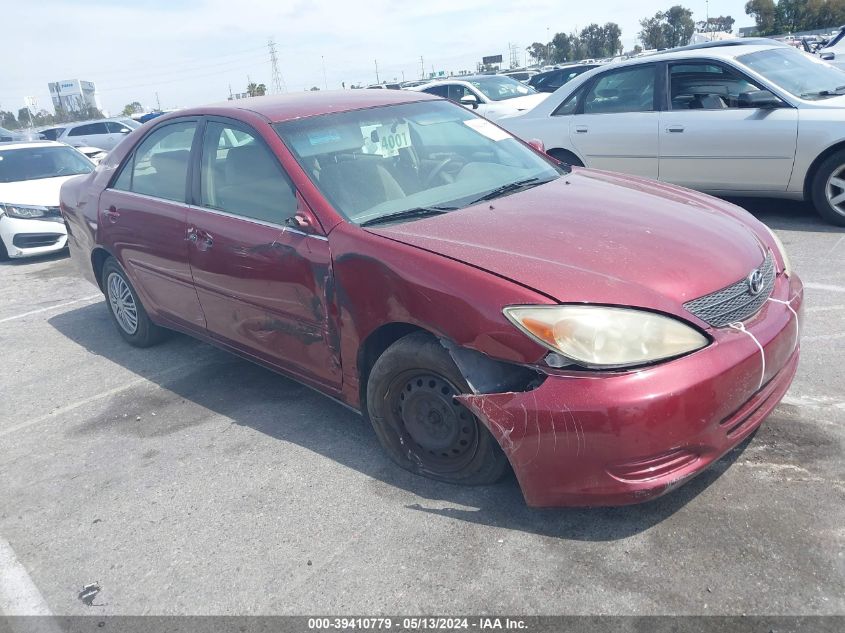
102 257 168 347
811 150 845 226
0 235 8 261
366 332 508 485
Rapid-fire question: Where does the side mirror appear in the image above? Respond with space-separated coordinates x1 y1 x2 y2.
120 128 131 134
820 52 835 61
527 138 546 153
738 90 783 109
459 94 479 109
285 192 324 236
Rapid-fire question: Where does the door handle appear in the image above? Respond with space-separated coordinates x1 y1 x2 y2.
666 125 685 133
104 206 120 223
575 125 589 133
186 227 198 242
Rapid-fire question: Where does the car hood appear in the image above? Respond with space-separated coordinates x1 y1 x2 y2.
0 176 80 207
366 169 768 319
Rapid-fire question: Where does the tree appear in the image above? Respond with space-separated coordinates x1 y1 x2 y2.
580 23 607 58
603 22 623 55
696 15 736 32
551 32 577 63
1 111 19 130
639 6 695 48
122 101 143 116
246 82 267 97
745 0 777 34
17 107 33 127
526 42 548 64
639 15 667 48
309 86 321 91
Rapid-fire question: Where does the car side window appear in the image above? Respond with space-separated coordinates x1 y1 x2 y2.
423 85 449 99
112 121 197 203
669 63 761 110
582 66 656 114
448 84 472 101
105 121 132 134
199 121 296 224
68 123 108 136
551 86 585 116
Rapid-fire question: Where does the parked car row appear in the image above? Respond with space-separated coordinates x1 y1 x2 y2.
501 41 845 226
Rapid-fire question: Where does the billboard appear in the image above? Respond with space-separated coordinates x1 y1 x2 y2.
482 55 503 64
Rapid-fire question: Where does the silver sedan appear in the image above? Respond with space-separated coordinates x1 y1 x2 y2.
501 42 845 226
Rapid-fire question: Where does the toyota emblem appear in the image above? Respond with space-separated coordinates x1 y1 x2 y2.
747 268 765 295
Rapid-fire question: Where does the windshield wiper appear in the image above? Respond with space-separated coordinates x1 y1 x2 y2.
467 177 546 205
360 206 451 227
800 84 845 98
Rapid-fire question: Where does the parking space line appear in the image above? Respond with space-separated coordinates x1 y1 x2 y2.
0 537 53 616
0 294 102 324
0 353 219 440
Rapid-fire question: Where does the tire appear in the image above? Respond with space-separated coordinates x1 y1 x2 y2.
101 257 168 347
366 332 508 485
0 235 8 262
547 148 584 167
810 149 845 227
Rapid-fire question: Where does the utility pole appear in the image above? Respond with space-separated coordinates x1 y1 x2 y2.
268 38 287 93
322 55 328 90
374 59 380 84
155 92 161 110
419 56 425 80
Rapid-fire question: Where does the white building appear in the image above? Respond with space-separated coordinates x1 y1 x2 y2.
48 79 102 113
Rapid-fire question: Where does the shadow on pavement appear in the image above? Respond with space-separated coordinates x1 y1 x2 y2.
725 197 842 233
49 301 749 542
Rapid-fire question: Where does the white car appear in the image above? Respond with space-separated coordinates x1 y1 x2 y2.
500 41 845 225
51 118 141 151
411 75 549 120
819 25 845 71
0 141 95 259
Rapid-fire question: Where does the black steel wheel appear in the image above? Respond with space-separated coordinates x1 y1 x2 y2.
366 332 508 485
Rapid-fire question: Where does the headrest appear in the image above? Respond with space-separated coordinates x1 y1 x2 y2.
224 144 281 184
150 150 189 173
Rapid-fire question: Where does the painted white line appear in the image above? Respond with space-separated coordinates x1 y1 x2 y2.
0 537 52 616
0 294 102 324
804 282 845 294
802 332 845 342
0 352 218 439
805 305 845 313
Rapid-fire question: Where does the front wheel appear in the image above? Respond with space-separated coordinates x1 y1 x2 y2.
366 332 508 485
102 257 168 347
811 150 845 227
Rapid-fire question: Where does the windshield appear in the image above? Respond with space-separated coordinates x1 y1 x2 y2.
468 76 537 101
274 100 560 225
739 48 845 99
0 146 93 183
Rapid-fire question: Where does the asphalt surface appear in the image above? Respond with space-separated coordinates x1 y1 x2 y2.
0 198 842 616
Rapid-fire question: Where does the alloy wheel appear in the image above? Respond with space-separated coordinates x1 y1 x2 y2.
825 164 845 217
107 272 139 335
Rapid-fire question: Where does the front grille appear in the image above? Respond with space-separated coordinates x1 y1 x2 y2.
12 232 64 248
684 251 775 327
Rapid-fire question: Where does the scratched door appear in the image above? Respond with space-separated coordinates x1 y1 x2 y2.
185 118 341 390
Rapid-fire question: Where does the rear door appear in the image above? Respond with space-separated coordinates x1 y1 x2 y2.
99 119 206 330
568 64 660 179
185 118 341 389
658 61 798 192
105 121 134 150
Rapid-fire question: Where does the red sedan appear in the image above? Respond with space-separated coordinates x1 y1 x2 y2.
60 90 803 507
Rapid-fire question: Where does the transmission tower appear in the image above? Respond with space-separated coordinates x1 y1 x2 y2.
509 42 520 69
268 38 287 93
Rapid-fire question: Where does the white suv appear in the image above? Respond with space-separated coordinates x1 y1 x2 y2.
53 118 141 151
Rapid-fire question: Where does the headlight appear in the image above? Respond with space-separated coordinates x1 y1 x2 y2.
762 225 791 276
504 305 708 369
0 202 49 219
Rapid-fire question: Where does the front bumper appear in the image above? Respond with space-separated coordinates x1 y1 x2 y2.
458 273 804 507
0 214 67 258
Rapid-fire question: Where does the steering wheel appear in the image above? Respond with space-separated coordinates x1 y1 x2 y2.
424 157 462 187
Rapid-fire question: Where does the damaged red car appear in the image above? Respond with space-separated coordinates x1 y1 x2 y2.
61 90 803 507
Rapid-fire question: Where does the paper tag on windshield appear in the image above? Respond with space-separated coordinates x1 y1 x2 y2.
463 118 510 141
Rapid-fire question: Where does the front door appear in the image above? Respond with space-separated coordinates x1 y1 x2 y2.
568 64 660 179
186 119 341 389
99 119 206 330
658 61 798 192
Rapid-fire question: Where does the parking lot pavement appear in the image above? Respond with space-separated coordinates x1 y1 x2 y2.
0 200 842 617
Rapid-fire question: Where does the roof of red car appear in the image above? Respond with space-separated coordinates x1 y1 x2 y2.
180 89 438 123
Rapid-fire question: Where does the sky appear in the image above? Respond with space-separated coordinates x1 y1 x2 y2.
1 0 755 118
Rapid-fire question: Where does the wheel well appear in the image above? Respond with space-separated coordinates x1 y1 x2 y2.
90 248 112 291
547 148 584 167
804 141 845 199
357 322 429 411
